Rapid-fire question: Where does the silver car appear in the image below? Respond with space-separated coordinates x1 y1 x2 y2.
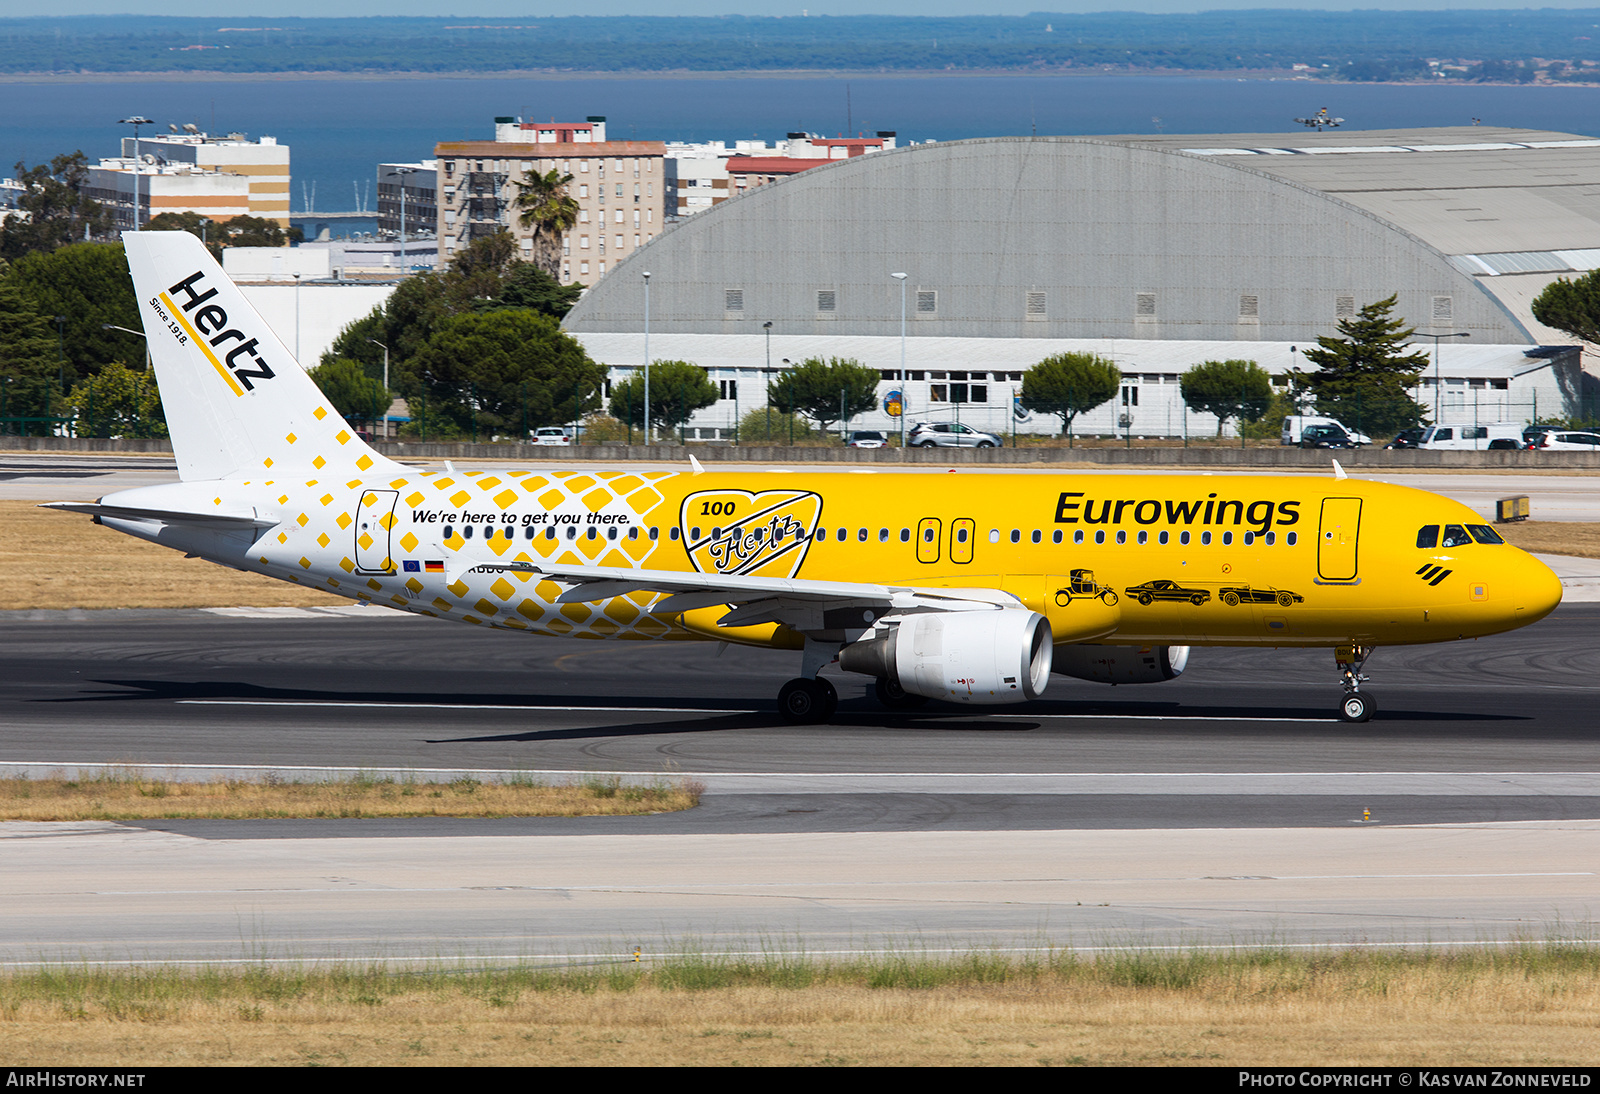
908 422 1001 448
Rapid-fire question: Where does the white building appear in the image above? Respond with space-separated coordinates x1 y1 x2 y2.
120 129 291 226
86 159 252 232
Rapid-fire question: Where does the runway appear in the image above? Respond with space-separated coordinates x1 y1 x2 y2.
2 603 1599 963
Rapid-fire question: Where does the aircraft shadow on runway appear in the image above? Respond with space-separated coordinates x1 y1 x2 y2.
43 677 1530 745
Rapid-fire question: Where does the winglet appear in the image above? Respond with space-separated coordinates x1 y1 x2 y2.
689 454 706 475
1332 459 1348 480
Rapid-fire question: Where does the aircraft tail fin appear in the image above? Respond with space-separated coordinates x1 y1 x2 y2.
122 231 396 482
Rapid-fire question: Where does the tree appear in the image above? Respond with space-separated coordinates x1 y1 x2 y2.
1019 352 1120 438
216 215 302 248
66 359 166 438
0 279 64 433
737 407 812 444
5 242 141 384
766 356 880 434
404 310 603 438
495 261 583 319
513 168 580 280
144 212 225 261
1180 359 1273 437
0 153 111 261
1532 269 1600 347
1300 293 1429 437
608 360 718 439
309 358 393 424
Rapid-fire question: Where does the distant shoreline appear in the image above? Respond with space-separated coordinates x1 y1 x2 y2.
2 68 1596 88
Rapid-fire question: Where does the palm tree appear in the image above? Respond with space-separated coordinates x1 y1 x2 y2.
513 168 580 281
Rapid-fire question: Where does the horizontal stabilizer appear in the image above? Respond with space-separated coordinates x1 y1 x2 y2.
39 501 277 529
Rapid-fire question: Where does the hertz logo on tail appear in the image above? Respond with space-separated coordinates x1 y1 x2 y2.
152 270 276 397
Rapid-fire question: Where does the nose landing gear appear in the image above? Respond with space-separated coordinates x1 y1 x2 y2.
1335 643 1374 722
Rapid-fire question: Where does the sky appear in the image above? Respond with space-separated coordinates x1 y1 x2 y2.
18 2 1600 16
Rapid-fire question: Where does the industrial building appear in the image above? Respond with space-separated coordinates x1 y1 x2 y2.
563 126 1600 438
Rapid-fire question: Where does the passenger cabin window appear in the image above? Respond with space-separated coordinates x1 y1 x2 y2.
1417 525 1440 549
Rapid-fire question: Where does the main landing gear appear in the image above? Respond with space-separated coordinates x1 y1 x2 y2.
1335 643 1375 722
778 677 838 723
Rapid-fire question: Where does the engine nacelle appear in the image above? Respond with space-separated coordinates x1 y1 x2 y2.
839 609 1053 704
1052 644 1189 684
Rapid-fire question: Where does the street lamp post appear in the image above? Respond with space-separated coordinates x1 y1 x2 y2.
292 273 302 364
763 320 773 441
891 272 907 447
394 165 417 275
118 116 152 232
1411 332 1471 424
642 271 651 444
367 338 390 437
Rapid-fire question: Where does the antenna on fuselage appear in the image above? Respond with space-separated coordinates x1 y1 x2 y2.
1332 459 1348 480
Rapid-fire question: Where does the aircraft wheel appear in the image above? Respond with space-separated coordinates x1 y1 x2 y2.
875 676 928 710
1338 692 1375 723
778 678 837 724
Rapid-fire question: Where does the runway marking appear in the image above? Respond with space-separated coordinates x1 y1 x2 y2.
178 699 756 714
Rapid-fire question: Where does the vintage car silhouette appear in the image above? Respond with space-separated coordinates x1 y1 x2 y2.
1219 586 1304 608
1053 568 1118 606
1125 579 1210 607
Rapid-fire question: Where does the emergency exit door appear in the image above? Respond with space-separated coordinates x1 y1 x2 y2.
1317 497 1362 582
355 489 399 574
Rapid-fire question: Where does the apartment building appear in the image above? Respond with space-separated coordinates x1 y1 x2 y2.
435 116 666 284
120 129 291 227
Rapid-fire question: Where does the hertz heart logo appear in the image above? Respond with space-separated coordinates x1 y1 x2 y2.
681 490 823 578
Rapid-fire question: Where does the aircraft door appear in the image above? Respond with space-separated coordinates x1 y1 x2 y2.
355 489 400 574
916 517 942 563
1317 497 1362 581
951 518 975 565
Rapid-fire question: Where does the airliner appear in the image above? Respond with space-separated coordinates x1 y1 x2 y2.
45 233 1564 724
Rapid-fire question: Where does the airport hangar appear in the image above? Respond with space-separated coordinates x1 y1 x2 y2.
562 126 1600 441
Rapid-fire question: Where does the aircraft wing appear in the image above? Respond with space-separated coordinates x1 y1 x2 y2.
464 559 1019 626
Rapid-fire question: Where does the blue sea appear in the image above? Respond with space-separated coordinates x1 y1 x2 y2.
7 74 1600 236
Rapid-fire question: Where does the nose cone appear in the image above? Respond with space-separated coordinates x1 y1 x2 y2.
1515 553 1564 624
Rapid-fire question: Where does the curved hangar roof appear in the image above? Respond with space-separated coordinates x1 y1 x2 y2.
564 127 1600 346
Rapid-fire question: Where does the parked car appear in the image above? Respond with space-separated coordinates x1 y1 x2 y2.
1532 430 1600 450
1384 429 1424 450
533 426 574 446
907 422 1001 448
1416 423 1525 451
1282 415 1370 446
1299 424 1355 449
845 430 887 449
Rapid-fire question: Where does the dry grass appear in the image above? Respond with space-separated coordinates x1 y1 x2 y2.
4 948 1600 1065
1494 520 1600 560
0 772 700 820
0 501 342 610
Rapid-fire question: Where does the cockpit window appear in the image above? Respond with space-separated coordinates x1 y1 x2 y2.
1440 524 1473 548
1416 525 1439 549
1467 525 1505 544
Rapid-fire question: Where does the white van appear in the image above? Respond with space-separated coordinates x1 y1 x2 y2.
1415 423 1524 451
1281 415 1371 446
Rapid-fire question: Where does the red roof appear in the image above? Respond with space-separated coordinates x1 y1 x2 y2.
724 156 828 176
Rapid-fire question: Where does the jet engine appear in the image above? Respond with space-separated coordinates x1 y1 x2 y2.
839 609 1053 704
1052 644 1189 684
